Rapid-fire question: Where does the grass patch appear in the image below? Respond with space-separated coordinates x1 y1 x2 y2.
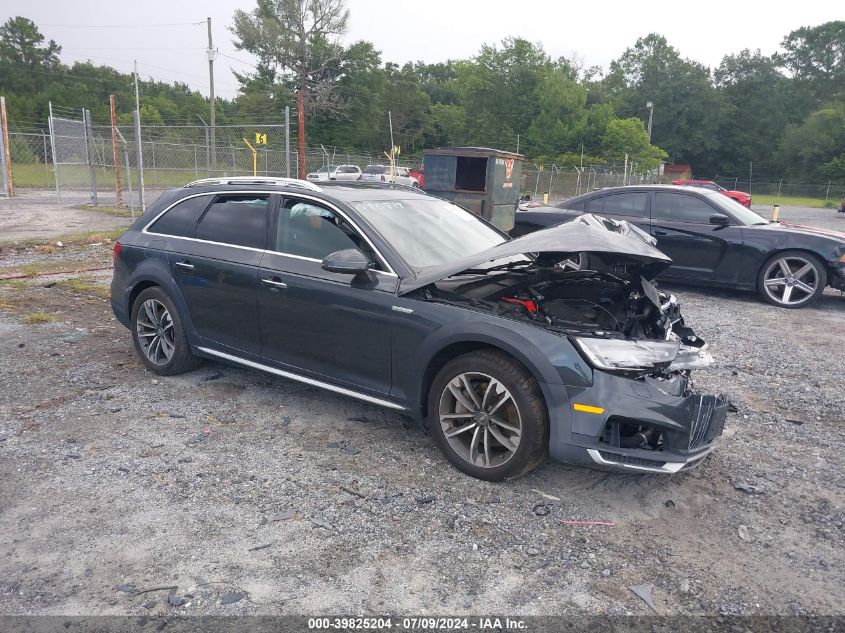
0 279 28 289
55 276 110 298
77 204 134 218
752 194 836 209
0 226 127 252
22 312 55 324
0 258 111 279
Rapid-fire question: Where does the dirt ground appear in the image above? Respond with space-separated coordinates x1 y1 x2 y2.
0 203 843 617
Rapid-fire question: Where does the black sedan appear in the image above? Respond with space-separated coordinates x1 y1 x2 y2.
111 178 727 480
514 185 845 308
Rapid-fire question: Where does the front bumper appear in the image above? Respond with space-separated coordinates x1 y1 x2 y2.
545 370 729 474
830 262 845 291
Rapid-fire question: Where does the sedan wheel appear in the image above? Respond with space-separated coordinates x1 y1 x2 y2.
439 372 522 469
428 350 548 481
759 252 826 308
135 299 176 365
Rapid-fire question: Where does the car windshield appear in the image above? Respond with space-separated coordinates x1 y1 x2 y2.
711 193 769 225
363 165 386 174
352 198 507 270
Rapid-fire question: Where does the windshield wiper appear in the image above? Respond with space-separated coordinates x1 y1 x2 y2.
452 260 534 276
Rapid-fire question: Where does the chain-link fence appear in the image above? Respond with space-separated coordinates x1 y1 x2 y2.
2 100 843 211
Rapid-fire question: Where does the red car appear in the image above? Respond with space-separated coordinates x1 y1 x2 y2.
672 180 752 207
410 166 424 189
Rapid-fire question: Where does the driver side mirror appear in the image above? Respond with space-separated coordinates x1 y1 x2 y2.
321 248 370 274
709 213 730 226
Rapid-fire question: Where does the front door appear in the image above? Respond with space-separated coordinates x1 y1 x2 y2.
650 191 744 281
257 197 396 396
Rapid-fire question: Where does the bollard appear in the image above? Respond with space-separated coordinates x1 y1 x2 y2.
772 204 780 222
543 192 549 204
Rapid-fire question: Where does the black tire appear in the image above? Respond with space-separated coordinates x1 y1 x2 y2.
427 350 548 481
130 286 201 375
756 250 827 309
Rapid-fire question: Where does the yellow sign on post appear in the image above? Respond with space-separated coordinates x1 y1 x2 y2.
254 132 267 146
243 138 258 176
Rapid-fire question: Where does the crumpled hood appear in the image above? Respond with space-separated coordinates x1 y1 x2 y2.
398 213 673 294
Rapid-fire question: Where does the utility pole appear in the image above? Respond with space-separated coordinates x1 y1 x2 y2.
646 101 654 143
388 110 396 181
749 161 752 195
133 60 145 211
297 91 306 179
110 95 122 206
206 17 217 171
0 96 13 197
516 133 520 155
285 106 291 178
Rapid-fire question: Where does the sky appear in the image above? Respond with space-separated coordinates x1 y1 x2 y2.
2 0 842 99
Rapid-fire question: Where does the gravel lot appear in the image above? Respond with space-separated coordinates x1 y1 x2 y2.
0 204 843 617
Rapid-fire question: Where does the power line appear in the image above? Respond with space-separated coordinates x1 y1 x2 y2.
40 22 203 29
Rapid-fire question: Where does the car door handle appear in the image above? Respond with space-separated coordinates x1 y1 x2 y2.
174 261 195 270
653 230 667 236
261 277 287 289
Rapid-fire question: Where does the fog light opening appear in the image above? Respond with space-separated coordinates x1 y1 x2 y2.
600 417 663 451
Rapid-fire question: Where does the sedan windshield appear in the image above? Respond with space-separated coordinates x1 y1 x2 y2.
352 199 507 270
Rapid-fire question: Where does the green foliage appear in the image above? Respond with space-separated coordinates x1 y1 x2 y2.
778 102 845 182
0 12 843 184
776 21 845 103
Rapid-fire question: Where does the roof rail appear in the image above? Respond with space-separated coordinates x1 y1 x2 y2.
184 176 322 192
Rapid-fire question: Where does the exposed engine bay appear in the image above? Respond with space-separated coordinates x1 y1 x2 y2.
416 249 712 372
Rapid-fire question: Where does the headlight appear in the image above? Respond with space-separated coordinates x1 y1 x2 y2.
574 337 679 371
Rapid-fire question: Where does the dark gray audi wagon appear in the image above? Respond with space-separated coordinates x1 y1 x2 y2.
111 177 728 480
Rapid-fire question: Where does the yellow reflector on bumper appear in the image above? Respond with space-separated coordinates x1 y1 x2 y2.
573 403 605 414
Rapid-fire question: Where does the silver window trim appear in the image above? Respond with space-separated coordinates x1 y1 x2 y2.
141 190 398 277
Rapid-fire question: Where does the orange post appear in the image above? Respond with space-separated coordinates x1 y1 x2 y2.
0 96 13 197
110 95 122 206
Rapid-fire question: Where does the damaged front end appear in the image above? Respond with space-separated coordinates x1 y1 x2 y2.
408 214 729 473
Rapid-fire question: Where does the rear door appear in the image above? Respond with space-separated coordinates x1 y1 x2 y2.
583 191 651 232
257 196 396 396
168 192 274 356
650 191 744 281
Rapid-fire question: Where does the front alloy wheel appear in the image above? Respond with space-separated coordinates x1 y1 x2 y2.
428 350 548 481
439 372 522 469
758 251 826 308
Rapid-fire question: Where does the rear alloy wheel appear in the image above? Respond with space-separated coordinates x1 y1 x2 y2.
757 251 826 308
131 287 201 375
428 351 548 481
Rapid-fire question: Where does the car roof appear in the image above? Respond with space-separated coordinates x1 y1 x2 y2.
173 178 428 205
563 184 724 204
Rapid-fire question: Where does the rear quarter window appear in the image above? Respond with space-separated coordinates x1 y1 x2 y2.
194 194 270 249
147 195 211 237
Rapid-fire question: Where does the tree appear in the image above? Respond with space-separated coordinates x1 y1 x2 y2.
712 49 798 177
778 102 845 181
524 67 586 156
776 21 845 102
232 0 350 177
0 16 62 120
605 34 722 172
600 118 666 169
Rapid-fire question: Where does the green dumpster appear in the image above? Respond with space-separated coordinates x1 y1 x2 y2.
422 147 524 231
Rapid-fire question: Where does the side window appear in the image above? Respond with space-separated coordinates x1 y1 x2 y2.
276 199 384 270
147 195 210 237
654 192 717 223
584 197 605 213
194 194 269 249
598 193 649 217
